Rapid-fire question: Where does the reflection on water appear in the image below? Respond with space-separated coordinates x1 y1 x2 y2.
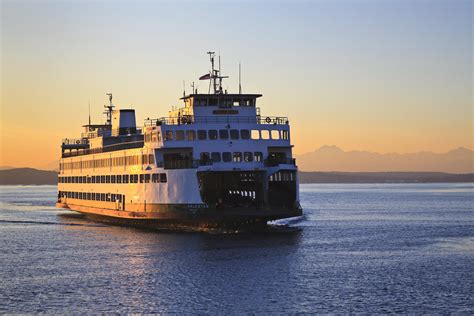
0 184 473 313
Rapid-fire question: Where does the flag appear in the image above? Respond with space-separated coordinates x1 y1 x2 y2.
199 73 211 80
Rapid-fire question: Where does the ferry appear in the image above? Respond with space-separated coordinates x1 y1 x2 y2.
56 52 302 230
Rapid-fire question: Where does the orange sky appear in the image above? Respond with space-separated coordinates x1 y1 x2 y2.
1 1 472 169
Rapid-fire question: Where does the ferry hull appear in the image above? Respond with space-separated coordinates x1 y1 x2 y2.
56 201 302 230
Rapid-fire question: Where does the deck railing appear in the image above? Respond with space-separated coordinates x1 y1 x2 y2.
144 115 289 127
62 140 144 158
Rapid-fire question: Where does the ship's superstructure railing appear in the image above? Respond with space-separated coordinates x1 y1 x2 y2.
62 138 89 146
62 140 144 158
144 115 289 127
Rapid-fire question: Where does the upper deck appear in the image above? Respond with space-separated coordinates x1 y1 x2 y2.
60 52 292 160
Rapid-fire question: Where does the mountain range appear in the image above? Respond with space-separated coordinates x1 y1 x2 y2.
296 146 474 173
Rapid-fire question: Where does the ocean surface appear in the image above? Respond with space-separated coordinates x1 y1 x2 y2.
0 183 473 313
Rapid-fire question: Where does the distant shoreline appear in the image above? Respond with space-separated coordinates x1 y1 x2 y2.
299 171 474 183
0 168 473 185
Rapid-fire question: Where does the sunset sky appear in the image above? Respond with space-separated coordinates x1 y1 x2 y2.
1 0 472 169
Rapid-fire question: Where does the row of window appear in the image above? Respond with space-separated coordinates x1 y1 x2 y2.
59 191 123 202
269 171 296 182
60 154 154 172
199 151 263 163
146 129 289 142
59 173 167 184
191 97 255 107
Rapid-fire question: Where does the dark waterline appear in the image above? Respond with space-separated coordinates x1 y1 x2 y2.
0 184 473 313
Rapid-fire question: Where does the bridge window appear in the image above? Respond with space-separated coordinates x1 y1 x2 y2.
243 99 254 106
254 152 263 162
175 130 185 141
219 129 229 139
195 99 207 106
208 130 218 140
223 152 232 162
209 98 218 106
251 130 260 140
271 130 280 140
230 129 239 140
186 130 196 141
198 130 207 140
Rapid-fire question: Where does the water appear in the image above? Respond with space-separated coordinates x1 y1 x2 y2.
0 184 473 313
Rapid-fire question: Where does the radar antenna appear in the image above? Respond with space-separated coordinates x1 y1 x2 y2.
104 93 115 125
199 51 228 94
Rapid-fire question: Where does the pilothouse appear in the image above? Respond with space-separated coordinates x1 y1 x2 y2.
56 52 302 229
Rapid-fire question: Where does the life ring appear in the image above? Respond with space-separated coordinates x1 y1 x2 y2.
76 140 81 144
265 117 272 123
181 117 188 124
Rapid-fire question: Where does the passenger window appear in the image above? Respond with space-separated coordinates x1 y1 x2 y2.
140 174 144 183
261 130 270 140
165 131 173 141
251 130 260 140
271 130 280 140
244 152 253 162
175 130 185 141
145 174 150 183
106 175 110 183
111 175 116 183
198 130 207 140
123 175 129 183
160 173 167 182
186 130 196 141
200 152 210 162
152 174 159 183
240 129 250 139
254 152 263 162
209 98 218 106
230 129 239 140
223 152 232 162
219 129 229 139
233 152 242 162
211 152 221 162
208 130 218 140
117 175 122 183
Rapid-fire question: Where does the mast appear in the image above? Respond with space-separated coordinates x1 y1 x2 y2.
201 51 228 94
104 93 114 125
239 62 242 94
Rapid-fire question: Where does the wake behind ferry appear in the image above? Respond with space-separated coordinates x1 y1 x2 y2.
56 52 302 230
